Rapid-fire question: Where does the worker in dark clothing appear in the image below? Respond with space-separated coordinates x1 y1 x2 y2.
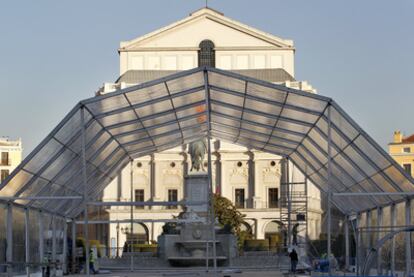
289 248 299 273
89 249 98 274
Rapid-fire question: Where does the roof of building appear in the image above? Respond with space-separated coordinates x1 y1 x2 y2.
402 134 414 143
119 7 294 51
116 68 295 84
0 138 21 147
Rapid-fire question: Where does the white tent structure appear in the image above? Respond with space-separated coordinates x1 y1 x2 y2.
1 67 413 275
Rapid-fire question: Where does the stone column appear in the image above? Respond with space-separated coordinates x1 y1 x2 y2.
219 158 231 200
256 219 266 239
215 151 222 195
253 154 262 209
150 154 161 210
248 151 255 209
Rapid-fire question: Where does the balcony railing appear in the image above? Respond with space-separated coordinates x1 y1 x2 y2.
234 200 281 209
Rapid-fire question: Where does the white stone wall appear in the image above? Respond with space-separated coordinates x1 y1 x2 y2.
101 8 322 248
0 138 23 185
102 141 323 247
119 8 295 76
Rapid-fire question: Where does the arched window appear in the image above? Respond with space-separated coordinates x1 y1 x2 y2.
198 40 215 67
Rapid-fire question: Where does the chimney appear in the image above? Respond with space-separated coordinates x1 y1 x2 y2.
394 131 403 143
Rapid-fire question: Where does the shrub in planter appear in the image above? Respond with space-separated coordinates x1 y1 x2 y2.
244 239 269 251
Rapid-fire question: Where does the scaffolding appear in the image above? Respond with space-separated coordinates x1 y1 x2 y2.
1 67 414 276
279 159 308 248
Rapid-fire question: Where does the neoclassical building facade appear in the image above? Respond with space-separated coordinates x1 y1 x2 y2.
99 7 323 251
0 137 22 184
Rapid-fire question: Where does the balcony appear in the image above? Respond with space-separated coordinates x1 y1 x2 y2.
233 200 280 210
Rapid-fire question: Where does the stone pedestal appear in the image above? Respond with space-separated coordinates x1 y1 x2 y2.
185 174 209 213
157 173 237 267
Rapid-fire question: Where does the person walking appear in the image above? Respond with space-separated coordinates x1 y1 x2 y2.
289 248 299 274
89 249 98 274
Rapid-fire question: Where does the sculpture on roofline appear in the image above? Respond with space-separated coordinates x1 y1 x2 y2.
189 139 207 172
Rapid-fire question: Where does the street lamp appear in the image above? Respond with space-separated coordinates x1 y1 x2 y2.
120 226 131 252
115 223 120 257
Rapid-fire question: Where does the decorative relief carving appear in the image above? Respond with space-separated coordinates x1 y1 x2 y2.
135 168 149 178
230 162 248 184
262 162 281 184
134 168 149 186
163 167 183 186
163 167 183 178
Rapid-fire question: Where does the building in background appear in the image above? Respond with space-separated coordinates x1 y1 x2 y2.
0 137 22 183
97 8 323 251
389 131 414 177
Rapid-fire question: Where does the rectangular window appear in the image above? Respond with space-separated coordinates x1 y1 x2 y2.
235 189 245 209
403 147 411 153
168 189 178 209
1 152 9 166
1 170 9 182
134 189 144 209
268 188 279 208
403 164 412 176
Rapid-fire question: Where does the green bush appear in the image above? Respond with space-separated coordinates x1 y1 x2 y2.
244 239 270 251
76 237 106 257
140 245 157 254
129 244 158 253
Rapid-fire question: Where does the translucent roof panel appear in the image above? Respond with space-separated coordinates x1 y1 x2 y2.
1 67 413 217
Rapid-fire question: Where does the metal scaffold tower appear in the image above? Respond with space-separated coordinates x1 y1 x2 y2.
279 159 308 248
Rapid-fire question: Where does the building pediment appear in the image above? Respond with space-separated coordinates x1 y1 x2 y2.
120 8 294 51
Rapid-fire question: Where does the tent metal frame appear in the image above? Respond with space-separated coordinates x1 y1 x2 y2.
1 67 414 276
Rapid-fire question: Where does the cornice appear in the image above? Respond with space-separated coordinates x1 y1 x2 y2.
120 8 294 51
119 46 293 53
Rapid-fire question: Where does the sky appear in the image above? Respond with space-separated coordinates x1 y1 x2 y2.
0 0 413 157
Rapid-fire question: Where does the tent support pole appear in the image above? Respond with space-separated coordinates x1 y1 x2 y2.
6 204 13 276
286 158 291 246
130 160 134 272
81 106 90 276
345 215 350 271
204 68 217 276
406 200 412 277
52 215 57 276
366 210 371 257
71 221 76 273
377 207 383 275
391 204 396 276
24 208 30 277
39 211 44 268
356 213 361 275
327 104 332 273
63 220 68 274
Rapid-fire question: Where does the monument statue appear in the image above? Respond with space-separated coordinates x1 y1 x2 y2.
189 139 207 172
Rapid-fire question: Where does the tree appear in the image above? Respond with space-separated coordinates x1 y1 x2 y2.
213 193 252 249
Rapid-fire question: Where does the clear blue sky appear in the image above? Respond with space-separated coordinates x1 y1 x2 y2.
0 0 413 156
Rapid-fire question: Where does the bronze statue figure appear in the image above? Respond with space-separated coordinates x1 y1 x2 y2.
189 139 207 172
